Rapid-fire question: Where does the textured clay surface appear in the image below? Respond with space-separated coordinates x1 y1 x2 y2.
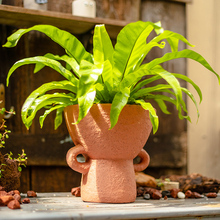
65 104 152 203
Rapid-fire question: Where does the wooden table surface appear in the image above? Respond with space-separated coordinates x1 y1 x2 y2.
1 192 220 220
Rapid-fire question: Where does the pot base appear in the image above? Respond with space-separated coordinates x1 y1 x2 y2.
80 159 136 203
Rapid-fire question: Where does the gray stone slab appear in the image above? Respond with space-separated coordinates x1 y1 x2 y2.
1 193 220 220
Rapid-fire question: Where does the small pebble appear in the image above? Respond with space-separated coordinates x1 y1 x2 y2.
0 195 14 206
8 191 15 196
177 191 185 199
170 188 180 198
151 191 162 200
144 188 162 200
71 187 81 197
206 192 217 198
22 198 30 204
7 200 20 209
185 190 203 198
143 193 150 200
13 190 20 195
192 192 203 198
0 191 8 197
13 194 21 203
185 190 192 198
27 191 37 197
137 187 144 197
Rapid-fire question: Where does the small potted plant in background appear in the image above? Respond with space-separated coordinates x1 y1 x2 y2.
3 21 219 203
0 102 27 192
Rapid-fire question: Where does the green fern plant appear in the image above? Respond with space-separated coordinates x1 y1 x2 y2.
3 21 220 133
0 106 27 174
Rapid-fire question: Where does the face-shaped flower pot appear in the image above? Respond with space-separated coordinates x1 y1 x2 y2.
64 104 152 203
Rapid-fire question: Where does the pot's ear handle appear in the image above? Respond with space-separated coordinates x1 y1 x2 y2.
134 149 150 172
66 145 90 174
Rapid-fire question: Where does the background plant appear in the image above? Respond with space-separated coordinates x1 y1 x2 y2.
6 150 27 172
3 21 220 133
0 103 14 148
0 104 27 175
0 164 5 178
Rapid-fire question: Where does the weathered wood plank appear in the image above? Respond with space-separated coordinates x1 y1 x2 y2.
145 132 187 168
96 0 141 21
31 166 81 192
47 0 72 14
141 0 187 135
140 0 187 176
19 167 31 193
2 0 23 6
3 134 72 166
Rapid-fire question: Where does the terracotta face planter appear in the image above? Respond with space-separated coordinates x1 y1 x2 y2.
64 104 152 203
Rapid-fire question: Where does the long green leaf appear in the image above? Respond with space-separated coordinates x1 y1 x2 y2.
132 84 172 99
3 25 93 64
145 93 189 121
182 87 200 120
145 49 220 83
6 57 78 86
173 73 202 103
22 93 76 129
133 99 158 134
113 21 163 86
154 99 171 114
121 40 166 77
132 84 188 120
145 94 177 105
167 38 179 52
77 60 103 97
119 63 162 92
54 107 65 130
95 83 111 103
141 66 201 118
110 87 130 129
34 53 80 77
93 24 114 65
101 60 114 94
141 41 166 58
39 105 67 129
152 30 195 52
130 75 162 96
147 65 183 108
76 88 96 124
141 64 203 103
117 41 165 90
21 80 76 120
119 69 149 91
